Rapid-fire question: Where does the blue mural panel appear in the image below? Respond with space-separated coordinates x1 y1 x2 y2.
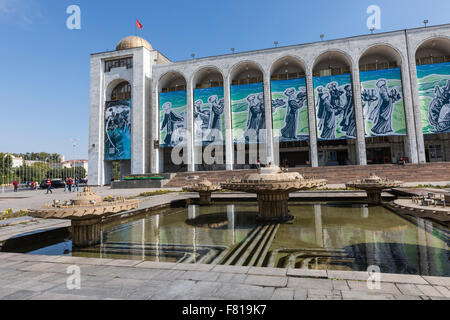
313 74 356 141
416 62 450 134
159 91 187 148
105 99 131 161
193 87 225 146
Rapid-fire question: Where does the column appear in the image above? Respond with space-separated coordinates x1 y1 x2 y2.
88 58 104 185
406 40 425 163
150 82 160 173
224 75 234 170
131 49 146 175
314 204 324 247
227 204 236 244
351 65 367 165
401 56 419 164
263 72 275 165
305 68 319 167
187 79 195 172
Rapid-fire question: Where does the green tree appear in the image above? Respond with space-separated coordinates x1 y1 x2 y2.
0 153 13 184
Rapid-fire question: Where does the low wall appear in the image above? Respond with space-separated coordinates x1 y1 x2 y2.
164 162 450 187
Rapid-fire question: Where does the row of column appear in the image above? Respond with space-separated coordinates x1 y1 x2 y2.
152 62 420 173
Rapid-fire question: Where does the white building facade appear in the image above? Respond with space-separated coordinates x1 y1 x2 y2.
89 26 450 186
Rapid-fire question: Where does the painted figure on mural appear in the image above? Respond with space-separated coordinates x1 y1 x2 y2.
369 79 402 135
328 82 345 110
194 99 210 129
428 79 450 132
316 87 337 140
340 84 356 137
246 94 261 136
280 88 307 139
257 93 266 132
361 89 378 122
206 95 224 142
161 102 185 146
105 101 131 159
208 95 224 131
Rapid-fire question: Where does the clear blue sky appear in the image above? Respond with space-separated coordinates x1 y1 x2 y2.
0 0 449 159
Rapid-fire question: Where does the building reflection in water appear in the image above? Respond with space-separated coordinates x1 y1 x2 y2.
57 202 448 276
227 204 236 245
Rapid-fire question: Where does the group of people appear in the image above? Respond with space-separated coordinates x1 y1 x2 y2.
11 180 39 192
316 82 356 140
194 95 225 143
63 177 79 193
428 79 450 133
160 102 185 147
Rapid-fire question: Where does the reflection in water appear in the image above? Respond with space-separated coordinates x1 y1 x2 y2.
27 202 450 276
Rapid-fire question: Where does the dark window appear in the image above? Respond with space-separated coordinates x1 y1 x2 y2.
416 55 450 66
111 82 131 101
105 57 133 72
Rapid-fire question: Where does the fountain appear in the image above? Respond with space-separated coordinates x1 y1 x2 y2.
182 178 221 205
28 187 139 247
221 163 327 222
346 173 402 204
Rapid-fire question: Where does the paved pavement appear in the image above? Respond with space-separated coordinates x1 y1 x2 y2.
1 186 449 300
0 252 449 300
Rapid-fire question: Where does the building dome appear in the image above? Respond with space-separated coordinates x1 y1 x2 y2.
116 36 153 51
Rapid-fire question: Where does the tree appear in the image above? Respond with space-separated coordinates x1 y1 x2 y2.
0 153 13 184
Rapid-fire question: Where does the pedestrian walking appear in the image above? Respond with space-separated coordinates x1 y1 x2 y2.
68 177 73 192
45 178 53 194
73 178 79 192
35 181 39 191
13 180 18 192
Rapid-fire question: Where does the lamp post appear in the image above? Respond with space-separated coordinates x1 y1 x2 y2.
72 138 79 181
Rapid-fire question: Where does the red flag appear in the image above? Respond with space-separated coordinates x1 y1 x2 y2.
136 19 143 30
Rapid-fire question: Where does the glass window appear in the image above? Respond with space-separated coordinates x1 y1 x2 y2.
111 82 131 101
105 57 133 72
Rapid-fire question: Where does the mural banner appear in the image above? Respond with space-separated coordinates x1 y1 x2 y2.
193 87 225 146
360 68 406 137
231 83 265 144
416 62 450 134
159 91 187 148
271 78 309 142
105 99 131 161
313 74 356 141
